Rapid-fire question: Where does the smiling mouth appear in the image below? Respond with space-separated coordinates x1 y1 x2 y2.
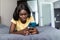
22 18 26 20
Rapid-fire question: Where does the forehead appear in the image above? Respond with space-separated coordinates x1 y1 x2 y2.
19 9 28 14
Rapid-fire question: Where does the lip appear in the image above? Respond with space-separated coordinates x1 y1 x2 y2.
22 18 26 20
22 17 26 19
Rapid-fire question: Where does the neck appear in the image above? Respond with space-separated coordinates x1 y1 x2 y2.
20 20 26 24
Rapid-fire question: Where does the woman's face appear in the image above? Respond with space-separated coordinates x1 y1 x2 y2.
19 9 28 22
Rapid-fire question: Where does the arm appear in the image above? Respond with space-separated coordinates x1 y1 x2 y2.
9 22 27 35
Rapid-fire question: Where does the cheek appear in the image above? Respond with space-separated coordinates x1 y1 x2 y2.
19 14 28 19
19 16 22 19
26 14 28 17
25 15 28 17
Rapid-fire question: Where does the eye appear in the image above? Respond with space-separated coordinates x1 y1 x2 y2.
19 13 28 16
19 13 23 16
24 13 27 15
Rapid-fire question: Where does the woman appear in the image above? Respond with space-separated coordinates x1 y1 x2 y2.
9 2 38 35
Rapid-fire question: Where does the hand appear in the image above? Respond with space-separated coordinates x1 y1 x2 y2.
22 28 29 35
29 28 39 35
24 30 29 35
18 27 30 35
29 28 35 32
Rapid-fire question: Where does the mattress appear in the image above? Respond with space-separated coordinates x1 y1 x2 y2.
0 24 60 40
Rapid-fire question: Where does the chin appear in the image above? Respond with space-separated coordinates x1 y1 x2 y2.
22 20 26 21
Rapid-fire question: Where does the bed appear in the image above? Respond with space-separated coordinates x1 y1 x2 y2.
0 16 1 23
0 24 60 40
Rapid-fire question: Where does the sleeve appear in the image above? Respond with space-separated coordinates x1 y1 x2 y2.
11 18 17 24
28 16 36 27
30 16 35 22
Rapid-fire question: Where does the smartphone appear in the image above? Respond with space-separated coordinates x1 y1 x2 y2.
28 22 36 28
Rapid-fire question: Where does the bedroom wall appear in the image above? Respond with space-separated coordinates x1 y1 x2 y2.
37 0 58 26
27 1 38 24
54 1 60 8
1 0 17 26
45 0 58 2
0 0 58 27
0 0 1 23
0 0 1 16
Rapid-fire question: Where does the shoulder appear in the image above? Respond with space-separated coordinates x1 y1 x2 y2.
11 18 18 24
30 16 34 19
28 16 34 22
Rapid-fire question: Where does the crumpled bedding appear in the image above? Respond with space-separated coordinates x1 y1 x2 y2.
0 24 60 40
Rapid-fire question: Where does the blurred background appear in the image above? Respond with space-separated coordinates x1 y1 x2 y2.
0 0 60 29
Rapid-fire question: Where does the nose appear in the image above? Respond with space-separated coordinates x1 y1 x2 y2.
22 15 25 17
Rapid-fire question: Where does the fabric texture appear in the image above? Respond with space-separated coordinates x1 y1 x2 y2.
0 24 60 40
11 16 34 31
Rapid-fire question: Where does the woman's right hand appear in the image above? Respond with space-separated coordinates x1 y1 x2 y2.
23 30 29 35
19 28 29 35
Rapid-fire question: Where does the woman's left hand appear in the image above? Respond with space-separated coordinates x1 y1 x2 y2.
29 28 39 35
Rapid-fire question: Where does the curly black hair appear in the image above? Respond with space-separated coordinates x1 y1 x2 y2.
13 2 31 21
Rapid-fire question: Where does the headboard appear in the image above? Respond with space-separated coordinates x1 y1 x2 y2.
0 16 1 23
